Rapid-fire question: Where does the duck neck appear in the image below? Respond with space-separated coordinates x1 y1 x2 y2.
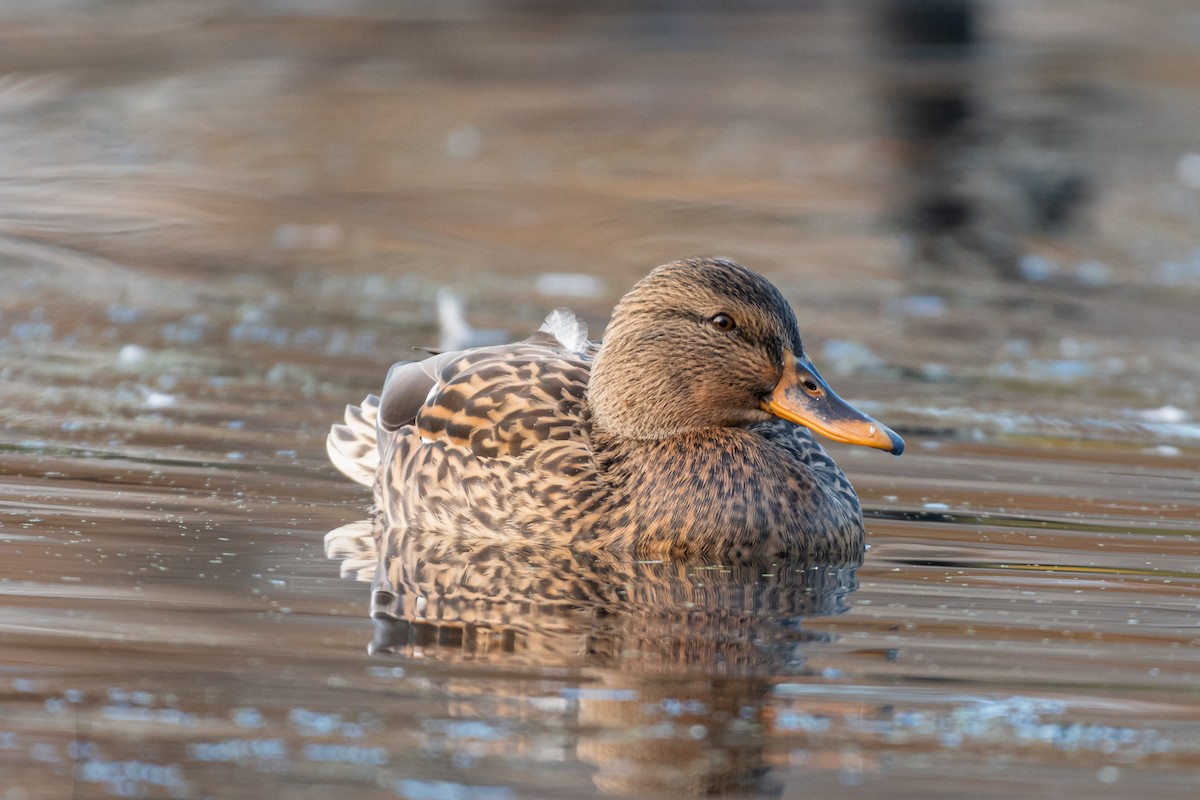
587 328 766 441
588 426 865 559
586 356 689 441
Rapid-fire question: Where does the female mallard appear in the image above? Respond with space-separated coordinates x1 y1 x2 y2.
328 258 903 559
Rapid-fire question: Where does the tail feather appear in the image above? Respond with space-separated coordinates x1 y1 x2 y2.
326 394 381 487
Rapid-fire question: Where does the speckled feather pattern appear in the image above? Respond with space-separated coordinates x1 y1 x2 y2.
349 519 860 656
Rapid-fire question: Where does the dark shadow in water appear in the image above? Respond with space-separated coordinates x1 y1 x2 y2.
878 0 1093 279
326 518 860 797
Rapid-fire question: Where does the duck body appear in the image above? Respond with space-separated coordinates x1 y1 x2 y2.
328 258 903 559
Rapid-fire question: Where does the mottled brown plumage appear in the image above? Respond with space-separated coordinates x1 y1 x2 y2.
327 258 903 559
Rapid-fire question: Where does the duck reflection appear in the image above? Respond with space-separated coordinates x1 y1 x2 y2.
328 519 860 796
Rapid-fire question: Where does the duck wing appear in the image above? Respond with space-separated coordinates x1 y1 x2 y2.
378 308 593 458
332 309 604 538
409 344 591 459
377 351 460 432
378 340 597 538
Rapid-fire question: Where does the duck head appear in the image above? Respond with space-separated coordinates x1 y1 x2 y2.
588 258 904 455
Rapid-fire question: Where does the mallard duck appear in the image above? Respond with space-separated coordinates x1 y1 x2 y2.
327 257 903 558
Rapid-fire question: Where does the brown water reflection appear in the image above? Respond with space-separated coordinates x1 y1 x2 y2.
331 521 858 796
3 2 1200 799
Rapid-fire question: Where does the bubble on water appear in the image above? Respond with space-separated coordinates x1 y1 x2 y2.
535 272 606 298
1018 254 1058 282
397 779 514 800
894 711 927 729
29 742 60 762
78 758 188 793
1072 260 1110 287
837 767 864 786
525 696 567 714
187 738 288 762
137 386 176 410
939 730 964 748
303 743 388 766
289 708 348 737
117 343 147 367
920 362 950 381
422 719 508 741
161 321 205 345
229 321 290 347
107 304 147 324
774 710 831 733
446 125 483 160
1130 405 1189 424
233 708 264 729
68 741 97 759
101 705 196 727
1176 152 1200 189
1004 338 1032 358
891 295 946 318
560 688 639 702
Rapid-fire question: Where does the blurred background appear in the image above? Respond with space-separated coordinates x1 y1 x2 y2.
4 0 1200 391
3 2 1200 799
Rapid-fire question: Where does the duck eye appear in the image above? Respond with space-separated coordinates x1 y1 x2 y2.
710 313 736 332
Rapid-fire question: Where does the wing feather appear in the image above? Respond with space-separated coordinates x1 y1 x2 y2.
413 349 589 459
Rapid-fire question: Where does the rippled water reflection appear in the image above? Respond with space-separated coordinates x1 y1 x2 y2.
3 3 1200 798
332 521 860 795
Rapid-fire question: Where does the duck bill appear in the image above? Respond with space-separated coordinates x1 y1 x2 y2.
761 352 904 455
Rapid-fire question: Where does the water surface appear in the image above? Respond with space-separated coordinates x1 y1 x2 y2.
2 4 1200 798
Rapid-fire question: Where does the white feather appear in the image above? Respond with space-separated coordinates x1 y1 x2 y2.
325 396 380 487
538 307 590 353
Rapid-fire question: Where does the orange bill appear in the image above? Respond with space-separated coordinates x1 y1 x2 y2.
761 352 904 455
